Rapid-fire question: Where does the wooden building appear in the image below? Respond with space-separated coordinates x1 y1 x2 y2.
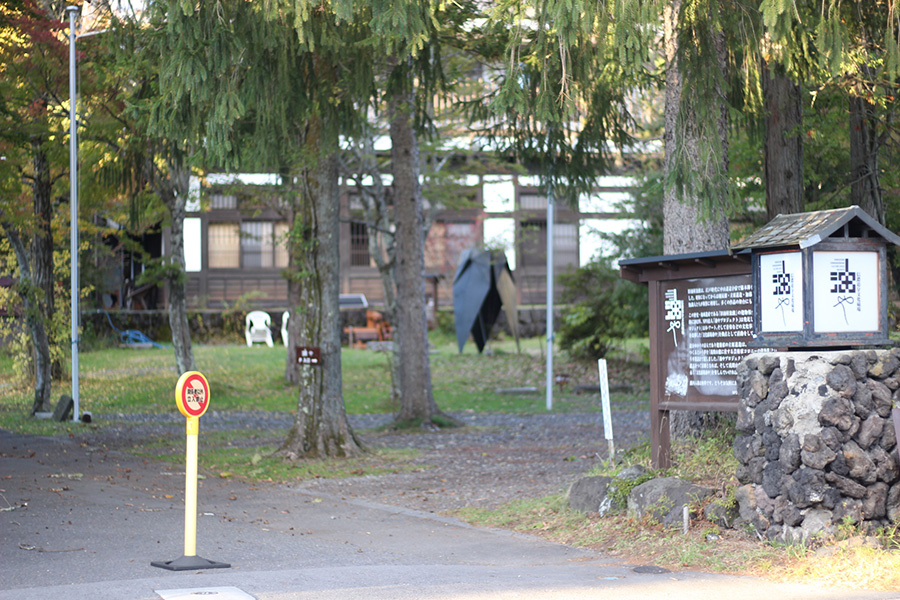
168 172 635 314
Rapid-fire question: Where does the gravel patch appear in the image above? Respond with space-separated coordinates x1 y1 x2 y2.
298 410 651 513
79 409 651 514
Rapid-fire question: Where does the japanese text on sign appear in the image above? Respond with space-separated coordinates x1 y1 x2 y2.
296 346 322 366
661 277 769 404
812 251 879 333
664 289 685 345
759 251 804 332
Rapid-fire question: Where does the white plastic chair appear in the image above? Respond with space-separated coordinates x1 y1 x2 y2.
245 311 274 347
281 310 289 347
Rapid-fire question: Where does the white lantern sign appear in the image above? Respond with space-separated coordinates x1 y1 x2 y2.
759 251 804 333
812 251 880 333
732 206 900 348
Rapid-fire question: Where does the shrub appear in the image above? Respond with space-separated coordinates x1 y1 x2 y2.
557 260 648 360
556 175 662 361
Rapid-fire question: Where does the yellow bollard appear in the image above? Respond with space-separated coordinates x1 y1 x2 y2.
152 371 230 571
183 416 199 558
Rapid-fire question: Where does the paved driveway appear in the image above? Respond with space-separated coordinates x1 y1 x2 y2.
1 430 895 600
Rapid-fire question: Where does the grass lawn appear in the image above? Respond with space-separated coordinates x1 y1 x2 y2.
0 333 650 432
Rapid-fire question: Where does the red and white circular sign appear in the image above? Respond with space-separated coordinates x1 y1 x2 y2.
175 371 210 418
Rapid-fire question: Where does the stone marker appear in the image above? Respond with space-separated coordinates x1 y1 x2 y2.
627 477 714 527
52 395 74 422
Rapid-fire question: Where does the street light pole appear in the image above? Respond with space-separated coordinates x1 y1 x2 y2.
545 183 554 411
66 5 80 422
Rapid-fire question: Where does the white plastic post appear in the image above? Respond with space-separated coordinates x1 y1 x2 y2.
598 359 614 461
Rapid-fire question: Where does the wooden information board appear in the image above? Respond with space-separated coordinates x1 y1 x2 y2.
621 250 755 468
657 274 769 411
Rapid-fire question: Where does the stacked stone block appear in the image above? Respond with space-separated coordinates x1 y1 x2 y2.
734 349 900 543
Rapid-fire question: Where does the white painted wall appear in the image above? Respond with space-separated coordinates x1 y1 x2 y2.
579 218 641 266
483 218 516 270
482 175 515 213
187 177 202 212
578 176 635 213
206 173 282 186
183 218 202 272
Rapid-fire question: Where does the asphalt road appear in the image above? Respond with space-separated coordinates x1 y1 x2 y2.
1 430 896 600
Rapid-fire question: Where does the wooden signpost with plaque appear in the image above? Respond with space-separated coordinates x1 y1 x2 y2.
620 250 757 468
620 206 900 469
296 346 322 366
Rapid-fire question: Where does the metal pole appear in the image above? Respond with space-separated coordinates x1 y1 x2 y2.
184 418 200 557
66 6 80 422
545 184 554 411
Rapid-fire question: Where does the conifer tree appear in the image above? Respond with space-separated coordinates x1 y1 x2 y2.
146 0 371 457
762 62 805 219
761 0 900 224
483 0 634 203
363 1 466 428
492 0 738 438
108 2 225 376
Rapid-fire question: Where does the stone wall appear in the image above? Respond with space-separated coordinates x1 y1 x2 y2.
733 349 900 543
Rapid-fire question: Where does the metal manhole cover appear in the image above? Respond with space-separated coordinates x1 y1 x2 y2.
632 565 671 574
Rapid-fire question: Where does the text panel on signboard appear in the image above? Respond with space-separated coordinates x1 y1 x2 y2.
296 346 322 366
660 274 769 407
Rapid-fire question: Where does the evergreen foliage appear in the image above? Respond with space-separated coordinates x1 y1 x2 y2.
557 177 663 361
473 0 635 204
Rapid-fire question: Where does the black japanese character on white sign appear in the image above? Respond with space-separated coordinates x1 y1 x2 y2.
771 260 794 326
829 258 860 324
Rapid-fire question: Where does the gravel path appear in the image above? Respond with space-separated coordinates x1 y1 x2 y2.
78 409 651 514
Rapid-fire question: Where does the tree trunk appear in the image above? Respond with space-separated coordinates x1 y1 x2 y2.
1 221 52 414
849 94 884 225
283 275 300 385
342 132 402 404
31 138 61 381
388 81 450 428
662 0 730 254
663 0 730 439
163 159 196 374
284 198 301 386
3 135 58 414
31 139 54 335
26 307 52 415
763 63 804 220
279 117 363 458
367 184 403 409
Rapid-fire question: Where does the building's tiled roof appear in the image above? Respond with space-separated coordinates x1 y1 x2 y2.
731 206 900 250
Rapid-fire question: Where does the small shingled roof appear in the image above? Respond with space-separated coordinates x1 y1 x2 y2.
731 206 900 251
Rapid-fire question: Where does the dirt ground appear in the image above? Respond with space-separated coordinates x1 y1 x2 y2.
70 408 651 514
290 410 651 513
